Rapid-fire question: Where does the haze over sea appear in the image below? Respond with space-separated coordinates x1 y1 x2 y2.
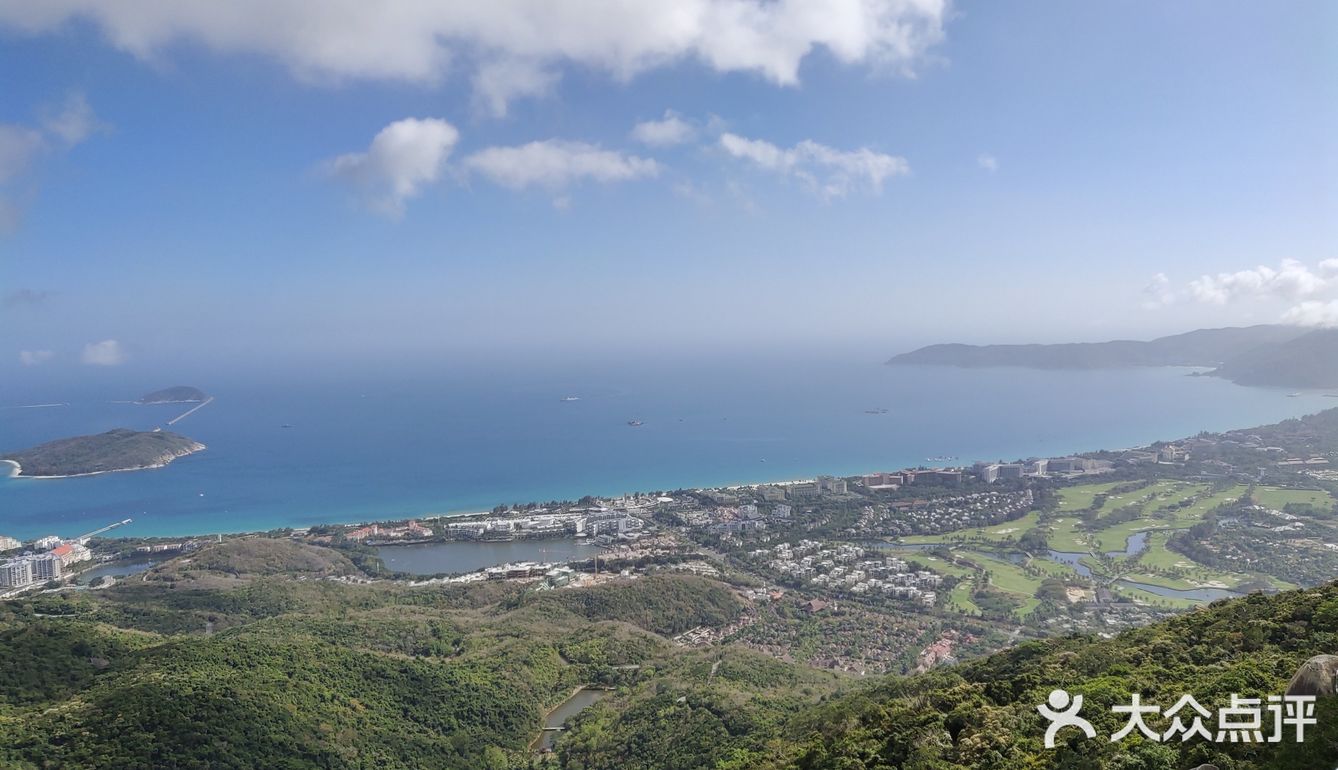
1 353 1331 541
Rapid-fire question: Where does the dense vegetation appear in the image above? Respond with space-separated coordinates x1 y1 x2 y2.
560 583 1338 769
0 541 762 769
2 428 204 476
7 537 1331 769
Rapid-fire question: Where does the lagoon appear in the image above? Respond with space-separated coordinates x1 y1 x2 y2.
376 538 599 575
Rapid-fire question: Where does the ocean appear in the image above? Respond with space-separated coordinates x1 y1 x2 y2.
1 356 1331 540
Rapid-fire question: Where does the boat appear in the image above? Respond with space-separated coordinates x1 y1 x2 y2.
626 420 644 427
1287 393 1302 398
560 396 581 402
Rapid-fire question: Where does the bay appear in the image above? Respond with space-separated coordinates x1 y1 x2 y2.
1 358 1330 540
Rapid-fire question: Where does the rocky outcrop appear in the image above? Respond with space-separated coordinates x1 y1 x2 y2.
1285 654 1338 698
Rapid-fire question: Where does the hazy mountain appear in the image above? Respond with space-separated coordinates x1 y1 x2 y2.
889 325 1338 388
137 386 208 404
1210 328 1338 388
888 325 1308 370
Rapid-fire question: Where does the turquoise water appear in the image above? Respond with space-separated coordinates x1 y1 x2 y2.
1 359 1331 540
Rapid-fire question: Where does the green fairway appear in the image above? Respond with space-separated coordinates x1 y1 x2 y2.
1055 481 1124 511
947 581 981 615
1046 516 1091 552
1252 487 1336 511
1137 531 1200 571
906 555 975 579
958 551 1052 617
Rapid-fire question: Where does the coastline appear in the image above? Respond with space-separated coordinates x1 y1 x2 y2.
4 444 206 480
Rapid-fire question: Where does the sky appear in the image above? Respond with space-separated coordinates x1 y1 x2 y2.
1 0 1335 378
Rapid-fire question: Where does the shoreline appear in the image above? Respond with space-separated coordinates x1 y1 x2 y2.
3 445 206 480
6 400 1333 542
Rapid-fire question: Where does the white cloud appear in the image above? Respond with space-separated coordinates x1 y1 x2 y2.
1 91 105 232
465 140 659 190
18 349 53 366
1188 259 1330 305
977 153 997 172
472 58 560 118
1141 273 1175 309
719 132 909 198
631 111 696 147
1320 259 1338 279
81 339 126 366
0 124 43 183
325 118 459 217
1281 300 1338 328
0 1 950 114
40 91 103 145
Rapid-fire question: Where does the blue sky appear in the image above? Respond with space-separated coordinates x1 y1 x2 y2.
1 1 1335 376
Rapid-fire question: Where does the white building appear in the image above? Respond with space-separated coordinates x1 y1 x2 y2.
0 559 34 588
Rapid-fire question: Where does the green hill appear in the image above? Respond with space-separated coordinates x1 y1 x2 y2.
887 325 1338 388
888 325 1305 370
561 584 1338 770
2 428 205 477
137 385 208 404
1210 329 1338 388
4 537 1335 769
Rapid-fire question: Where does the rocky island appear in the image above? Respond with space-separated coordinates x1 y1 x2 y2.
137 385 208 404
2 428 205 478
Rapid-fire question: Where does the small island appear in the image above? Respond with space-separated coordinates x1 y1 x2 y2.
137 385 208 404
2 428 205 478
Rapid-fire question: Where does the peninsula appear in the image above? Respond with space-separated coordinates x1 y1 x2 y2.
889 325 1338 388
137 385 208 404
2 428 205 478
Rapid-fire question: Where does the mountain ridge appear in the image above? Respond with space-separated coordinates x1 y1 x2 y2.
889 325 1338 388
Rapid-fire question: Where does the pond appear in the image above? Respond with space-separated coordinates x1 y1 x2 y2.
535 688 610 751
1104 531 1148 558
75 560 157 585
1045 550 1093 578
376 538 600 576
1114 579 1243 603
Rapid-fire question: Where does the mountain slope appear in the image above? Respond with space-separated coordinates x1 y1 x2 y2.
560 583 1338 769
1210 328 1338 388
888 325 1307 370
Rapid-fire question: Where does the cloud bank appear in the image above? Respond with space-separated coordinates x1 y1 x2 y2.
0 1 949 114
1154 259 1338 328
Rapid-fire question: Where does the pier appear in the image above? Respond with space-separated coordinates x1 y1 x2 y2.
167 396 214 426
